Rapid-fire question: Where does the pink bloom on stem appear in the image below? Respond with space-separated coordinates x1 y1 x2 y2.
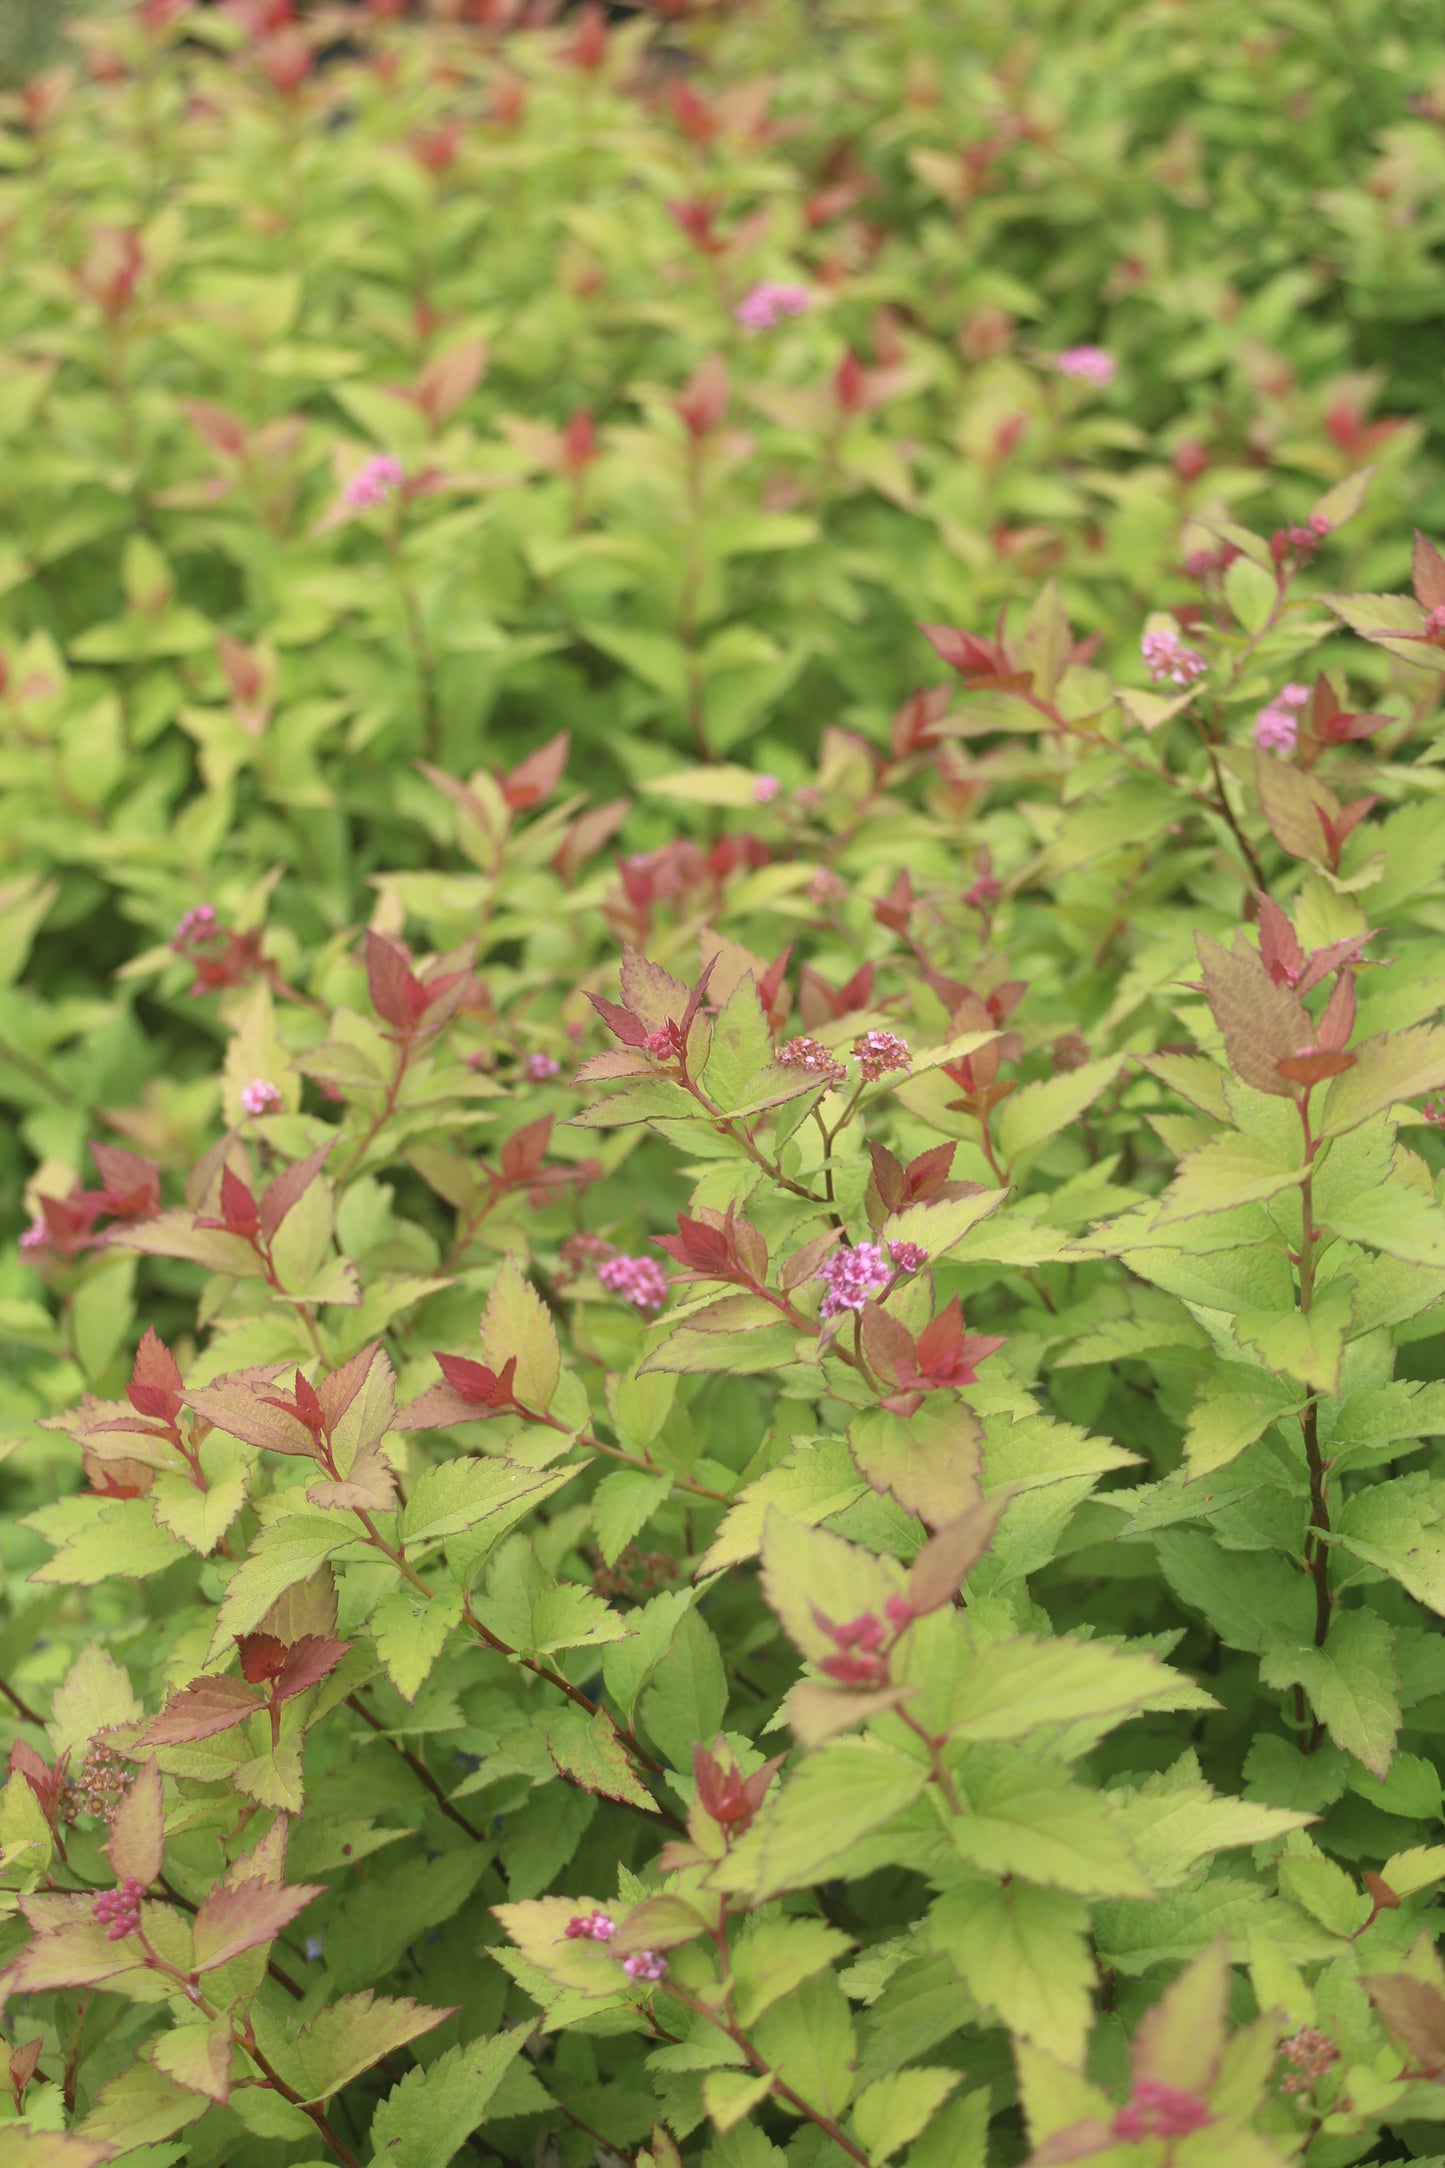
598 1255 670 1311
1255 684 1309 753
854 1029 911 1082
172 903 218 952
735 281 811 332
1055 344 1116 386
241 1078 284 1118
1111 2082 1211 2143
1140 628 1206 686
344 454 405 510
523 1052 561 1081
92 1878 145 1943
564 1910 616 1942
887 1240 927 1273
752 774 781 804
622 1949 668 1981
816 1242 893 1319
778 1036 848 1085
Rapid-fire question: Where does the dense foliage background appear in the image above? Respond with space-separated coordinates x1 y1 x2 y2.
4 3 1445 2165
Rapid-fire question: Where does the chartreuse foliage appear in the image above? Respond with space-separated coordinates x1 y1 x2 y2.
6 4 1445 2168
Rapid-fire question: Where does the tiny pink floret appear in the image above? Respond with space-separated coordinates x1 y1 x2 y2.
752 774 781 804
887 1239 927 1273
622 1948 668 1981
735 282 811 332
854 1029 911 1082
523 1052 561 1081
344 454 405 509
565 1909 616 1942
1112 2081 1211 2143
172 903 218 952
598 1255 670 1311
1254 685 1308 753
816 1242 893 1319
1055 345 1116 386
1141 628 1206 686
241 1078 284 1118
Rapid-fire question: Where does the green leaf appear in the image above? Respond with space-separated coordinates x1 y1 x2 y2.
1259 1610 1400 1780
367 2028 532 2167
592 1468 671 1565
700 1439 870 1572
400 1459 575 1553
994 1059 1123 1161
601 1584 699 1726
370 1582 464 1702
1152 1132 1302 1224
1338 1479 1445 1617
1225 555 1278 634
712 1744 928 1904
1155 1532 1313 1653
1108 1756 1314 1889
80 2063 210 2148
209 1511 355 1648
944 1634 1192 1746
482 1255 560 1412
950 1759 1152 1897
851 2068 961 2163
639 1608 728 1771
1234 1282 1354 1395
928 1879 1093 2066
701 975 813 1117
1320 1026 1445 1137
548 1707 657 1811
730 1918 853 2029
752 1970 856 2120
288 1991 453 2104
1184 1370 1302 1476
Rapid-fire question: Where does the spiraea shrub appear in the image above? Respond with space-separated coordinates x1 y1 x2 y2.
7 5 1445 2168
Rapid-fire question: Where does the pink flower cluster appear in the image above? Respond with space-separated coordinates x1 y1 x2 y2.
522 1052 561 1081
93 1877 146 1942
172 903 218 952
241 1078 284 1117
598 1254 670 1311
565 1910 616 1942
1140 628 1206 686
1279 2026 1338 2095
817 1242 892 1318
778 1036 847 1085
1111 2082 1211 2143
854 1029 911 1082
563 1910 667 1984
887 1239 927 1273
1255 682 1309 752
344 454 405 510
1055 345 1116 386
752 774 781 804
735 281 810 332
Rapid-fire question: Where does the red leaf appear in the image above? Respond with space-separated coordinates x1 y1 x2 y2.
191 1879 323 1973
90 1142 161 1220
146 1676 261 1745
1256 895 1305 988
502 731 569 811
427 1352 520 1417
366 930 423 1032
274 1635 352 1705
217 1164 260 1237
907 1495 1010 1615
1413 531 1445 614
237 1634 288 1685
586 991 649 1047
127 1326 184 1423
500 1117 554 1184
